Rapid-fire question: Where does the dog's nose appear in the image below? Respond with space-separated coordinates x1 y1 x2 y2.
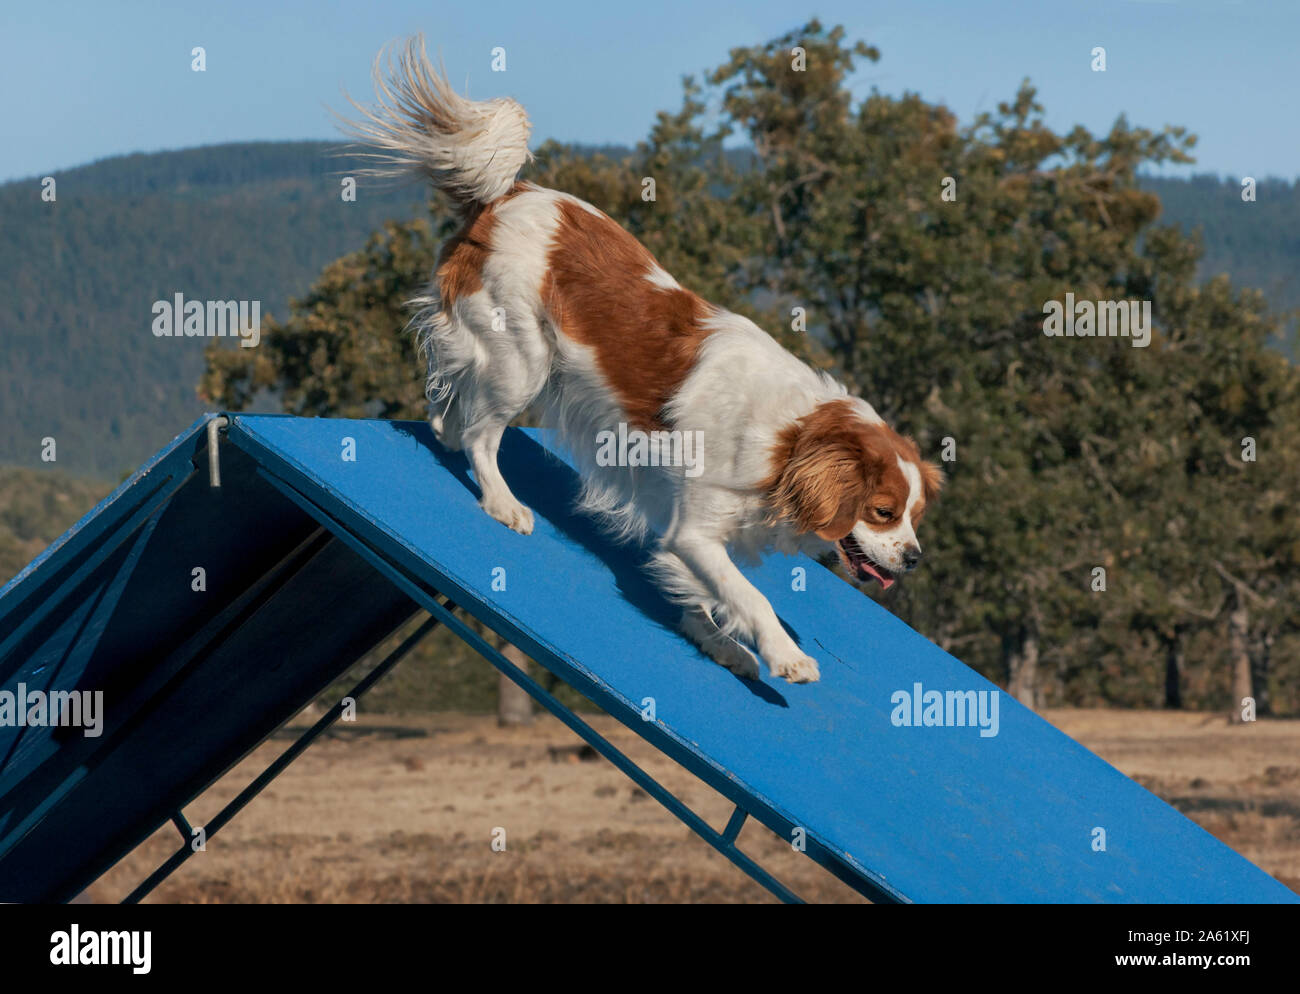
902 545 922 570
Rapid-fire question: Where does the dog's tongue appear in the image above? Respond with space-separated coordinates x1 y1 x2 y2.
859 561 895 591
839 538 896 591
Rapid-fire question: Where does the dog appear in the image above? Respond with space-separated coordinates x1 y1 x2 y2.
341 37 942 683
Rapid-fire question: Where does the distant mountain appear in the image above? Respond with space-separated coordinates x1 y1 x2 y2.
0 142 428 477
0 142 1295 478
1140 174 1300 352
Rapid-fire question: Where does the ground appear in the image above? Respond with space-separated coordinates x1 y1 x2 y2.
84 708 1300 904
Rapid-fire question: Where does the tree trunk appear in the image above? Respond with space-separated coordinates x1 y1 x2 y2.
1227 593 1252 724
497 643 535 726
1163 625 1185 709
1005 623 1040 710
1249 629 1273 717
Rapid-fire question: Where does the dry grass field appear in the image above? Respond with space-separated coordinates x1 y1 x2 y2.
83 708 1300 904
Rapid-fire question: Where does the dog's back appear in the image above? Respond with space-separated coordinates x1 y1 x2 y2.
339 38 790 539
340 35 940 685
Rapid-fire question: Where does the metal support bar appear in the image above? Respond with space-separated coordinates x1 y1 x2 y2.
170 811 193 845
207 416 229 488
419 579 804 903
121 610 445 904
722 805 748 845
0 471 191 667
4 528 336 850
252 468 803 903
0 506 169 785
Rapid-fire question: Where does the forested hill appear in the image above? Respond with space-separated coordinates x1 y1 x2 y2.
1141 174 1299 341
0 140 1295 478
0 142 428 478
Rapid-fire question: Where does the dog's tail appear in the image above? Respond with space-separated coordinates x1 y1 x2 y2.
336 35 531 212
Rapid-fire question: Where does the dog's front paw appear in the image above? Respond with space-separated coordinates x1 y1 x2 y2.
681 610 761 680
712 641 761 680
481 496 534 535
766 648 820 684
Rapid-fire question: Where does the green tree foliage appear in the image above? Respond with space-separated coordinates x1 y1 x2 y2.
199 21 1299 713
2 147 1291 478
202 218 438 419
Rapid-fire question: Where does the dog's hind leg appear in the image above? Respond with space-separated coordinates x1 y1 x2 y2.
457 312 551 535
429 394 464 451
419 308 473 452
419 297 546 532
464 412 534 534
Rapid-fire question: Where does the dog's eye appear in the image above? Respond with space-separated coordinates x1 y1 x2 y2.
875 507 893 521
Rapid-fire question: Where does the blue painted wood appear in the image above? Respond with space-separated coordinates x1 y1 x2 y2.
0 415 213 628
224 414 1297 904
245 467 810 903
1 412 1293 904
0 417 417 901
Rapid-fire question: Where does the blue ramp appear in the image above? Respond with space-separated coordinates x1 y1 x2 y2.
0 413 1293 903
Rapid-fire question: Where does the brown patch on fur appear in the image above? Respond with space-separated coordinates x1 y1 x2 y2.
763 400 943 539
888 431 945 527
437 182 528 309
916 459 945 518
541 199 714 430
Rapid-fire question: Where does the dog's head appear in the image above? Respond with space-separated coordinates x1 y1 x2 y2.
764 399 943 589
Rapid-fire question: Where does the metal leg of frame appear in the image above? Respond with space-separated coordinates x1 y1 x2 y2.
170 811 194 844
722 806 748 846
121 609 447 904
253 468 806 904
421 598 804 904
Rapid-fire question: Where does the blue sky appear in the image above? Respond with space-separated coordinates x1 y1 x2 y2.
2 0 1296 183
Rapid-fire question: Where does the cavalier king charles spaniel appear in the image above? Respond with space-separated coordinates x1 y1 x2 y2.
342 38 942 683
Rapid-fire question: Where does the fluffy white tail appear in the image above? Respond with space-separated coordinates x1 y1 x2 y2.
337 35 532 210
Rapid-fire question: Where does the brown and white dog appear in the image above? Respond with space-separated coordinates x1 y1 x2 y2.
343 38 942 683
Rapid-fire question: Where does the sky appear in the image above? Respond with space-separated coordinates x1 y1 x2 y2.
1 0 1296 183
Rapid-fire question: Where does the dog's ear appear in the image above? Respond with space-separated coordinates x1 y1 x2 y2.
919 459 944 504
765 408 889 540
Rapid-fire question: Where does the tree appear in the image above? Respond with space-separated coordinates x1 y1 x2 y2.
202 21 1300 714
